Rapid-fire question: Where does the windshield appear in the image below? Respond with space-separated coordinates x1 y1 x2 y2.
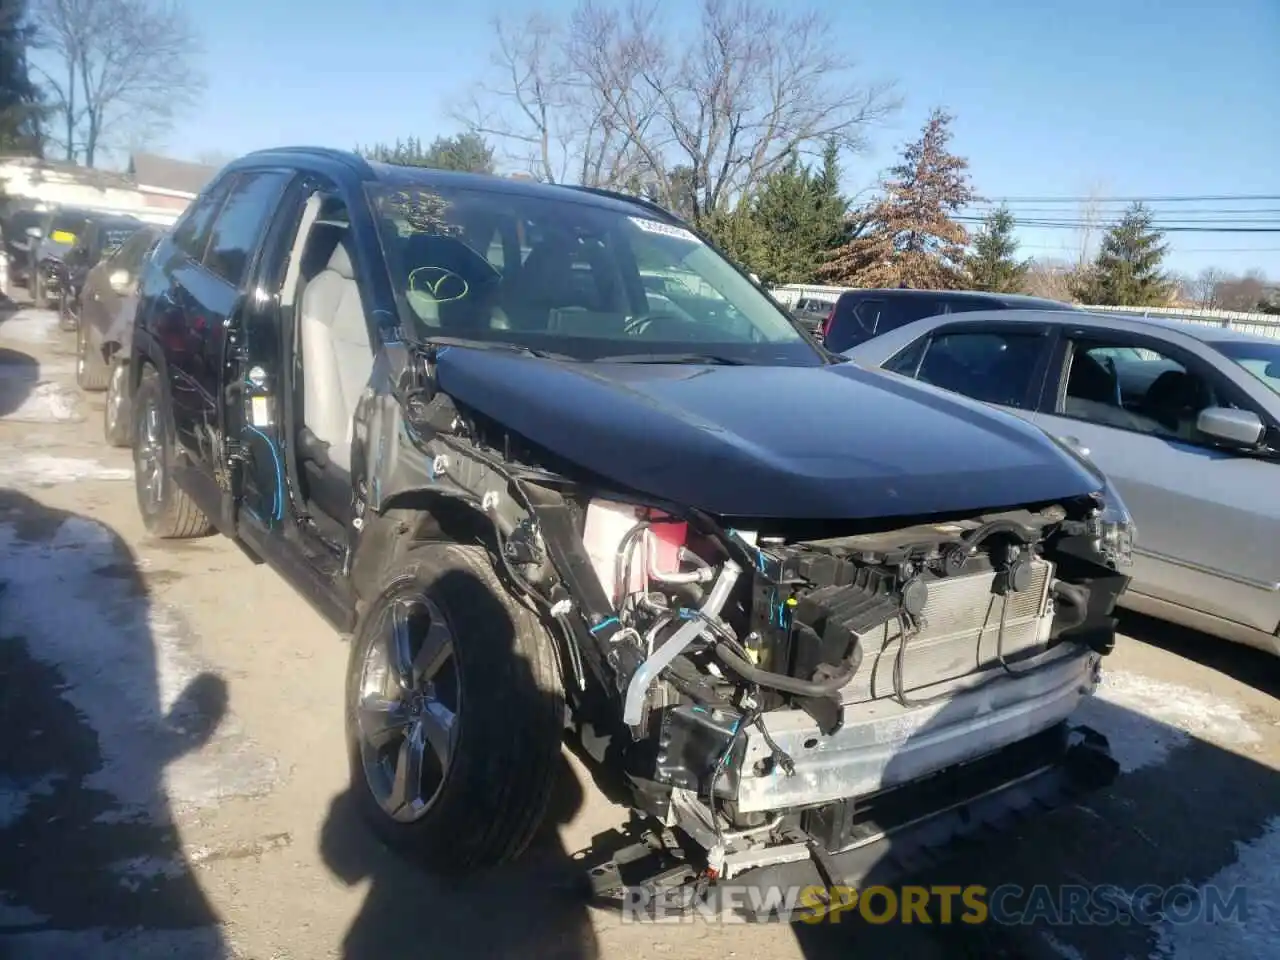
364 182 820 365
99 221 142 256
1212 339 1280 396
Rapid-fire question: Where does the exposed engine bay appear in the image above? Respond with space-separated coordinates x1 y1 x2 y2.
352 359 1132 890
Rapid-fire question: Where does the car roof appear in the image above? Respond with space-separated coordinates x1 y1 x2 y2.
233 146 683 223
841 288 1076 310
915 307 1280 347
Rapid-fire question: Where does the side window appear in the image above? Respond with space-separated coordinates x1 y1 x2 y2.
110 229 155 270
172 182 231 263
1061 340 1223 442
885 337 928 377
203 170 293 286
915 331 1048 408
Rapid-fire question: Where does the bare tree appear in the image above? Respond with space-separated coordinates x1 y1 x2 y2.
1191 267 1227 308
1215 269 1269 312
31 0 204 167
1021 258 1076 302
455 0 899 217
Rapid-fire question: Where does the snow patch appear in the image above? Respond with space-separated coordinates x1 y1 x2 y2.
0 455 132 486
1075 670 1262 773
0 515 279 820
1040 930 1088 960
0 309 60 344
1149 816 1280 959
2 381 84 423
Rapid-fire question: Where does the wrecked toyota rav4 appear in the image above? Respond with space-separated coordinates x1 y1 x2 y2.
128 149 1132 900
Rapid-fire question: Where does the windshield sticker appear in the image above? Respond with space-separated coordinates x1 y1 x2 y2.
628 216 701 245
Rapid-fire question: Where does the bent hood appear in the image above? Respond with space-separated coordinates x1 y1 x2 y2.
433 350 1103 521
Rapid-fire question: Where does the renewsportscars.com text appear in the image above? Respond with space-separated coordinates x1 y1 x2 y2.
619 882 1249 926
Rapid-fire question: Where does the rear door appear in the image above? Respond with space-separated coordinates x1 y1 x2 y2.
1032 327 1280 633
878 318 1060 417
177 169 294 499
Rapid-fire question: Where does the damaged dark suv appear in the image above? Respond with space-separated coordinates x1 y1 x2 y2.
127 148 1133 900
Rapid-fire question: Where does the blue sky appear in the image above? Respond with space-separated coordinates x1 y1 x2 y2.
156 0 1280 277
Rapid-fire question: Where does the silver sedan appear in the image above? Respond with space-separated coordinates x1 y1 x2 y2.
844 308 1280 656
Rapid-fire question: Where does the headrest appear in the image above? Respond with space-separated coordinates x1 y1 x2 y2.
327 240 354 279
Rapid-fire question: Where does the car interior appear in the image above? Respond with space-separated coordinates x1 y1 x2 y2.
1062 345 1219 440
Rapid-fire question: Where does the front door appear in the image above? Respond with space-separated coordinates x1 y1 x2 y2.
1033 334 1280 634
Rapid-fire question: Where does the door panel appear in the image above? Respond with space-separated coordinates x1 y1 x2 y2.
1035 339 1280 633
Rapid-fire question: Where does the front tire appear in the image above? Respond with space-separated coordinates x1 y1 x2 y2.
76 324 109 391
132 364 212 539
344 542 565 873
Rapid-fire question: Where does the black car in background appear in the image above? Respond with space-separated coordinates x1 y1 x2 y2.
74 223 165 447
0 204 47 290
25 205 104 308
819 287 1078 353
57 213 145 330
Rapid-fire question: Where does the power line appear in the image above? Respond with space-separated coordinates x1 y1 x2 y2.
970 194 1280 204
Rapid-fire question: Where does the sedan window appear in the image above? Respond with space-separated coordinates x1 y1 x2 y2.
1062 341 1225 441
911 331 1047 408
1210 339 1280 397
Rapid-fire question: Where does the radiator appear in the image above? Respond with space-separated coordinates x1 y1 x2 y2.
839 559 1055 705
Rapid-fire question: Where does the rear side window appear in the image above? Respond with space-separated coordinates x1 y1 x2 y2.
172 181 231 262
825 297 885 352
202 170 292 286
912 331 1048 409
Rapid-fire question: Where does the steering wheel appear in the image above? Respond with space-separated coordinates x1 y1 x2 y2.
622 312 696 339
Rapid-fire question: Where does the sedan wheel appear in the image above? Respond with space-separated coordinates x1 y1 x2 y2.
354 595 461 823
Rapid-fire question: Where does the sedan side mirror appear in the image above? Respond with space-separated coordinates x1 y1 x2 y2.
1197 406 1265 448
1265 360 1280 379
107 269 132 295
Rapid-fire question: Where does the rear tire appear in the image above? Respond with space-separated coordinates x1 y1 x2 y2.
76 323 109 391
132 364 212 539
344 542 564 873
103 359 132 447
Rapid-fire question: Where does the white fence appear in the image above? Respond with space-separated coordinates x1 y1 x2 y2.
767 283 1280 341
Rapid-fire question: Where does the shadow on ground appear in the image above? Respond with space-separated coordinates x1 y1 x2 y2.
0 490 230 957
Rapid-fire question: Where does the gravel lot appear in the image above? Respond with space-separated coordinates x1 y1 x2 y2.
1 301 1277 960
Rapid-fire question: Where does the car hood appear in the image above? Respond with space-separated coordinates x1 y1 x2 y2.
432 349 1103 520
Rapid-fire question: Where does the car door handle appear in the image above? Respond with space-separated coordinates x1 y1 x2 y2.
1059 435 1091 458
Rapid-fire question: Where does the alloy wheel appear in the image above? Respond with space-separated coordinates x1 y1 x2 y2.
134 394 164 511
106 364 125 433
355 595 461 824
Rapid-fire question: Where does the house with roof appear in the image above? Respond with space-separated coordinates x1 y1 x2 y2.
127 152 221 216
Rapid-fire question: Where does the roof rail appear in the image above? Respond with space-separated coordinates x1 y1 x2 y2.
565 184 684 224
239 146 375 177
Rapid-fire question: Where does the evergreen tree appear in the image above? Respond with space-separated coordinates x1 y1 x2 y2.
745 142 849 285
820 108 975 289
0 0 43 155
1072 202 1171 306
356 133 495 174
965 205 1030 292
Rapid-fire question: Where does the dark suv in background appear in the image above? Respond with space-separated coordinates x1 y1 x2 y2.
820 288 1078 353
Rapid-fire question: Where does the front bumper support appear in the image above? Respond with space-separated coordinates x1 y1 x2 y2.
586 722 1118 920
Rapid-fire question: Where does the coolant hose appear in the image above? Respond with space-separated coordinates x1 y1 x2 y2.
714 642 861 697
622 559 743 726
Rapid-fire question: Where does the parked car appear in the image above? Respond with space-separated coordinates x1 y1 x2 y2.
127 148 1131 900
73 223 165 445
25 205 101 308
788 295 836 336
819 288 1078 354
845 308 1280 657
58 213 146 331
0 204 46 290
